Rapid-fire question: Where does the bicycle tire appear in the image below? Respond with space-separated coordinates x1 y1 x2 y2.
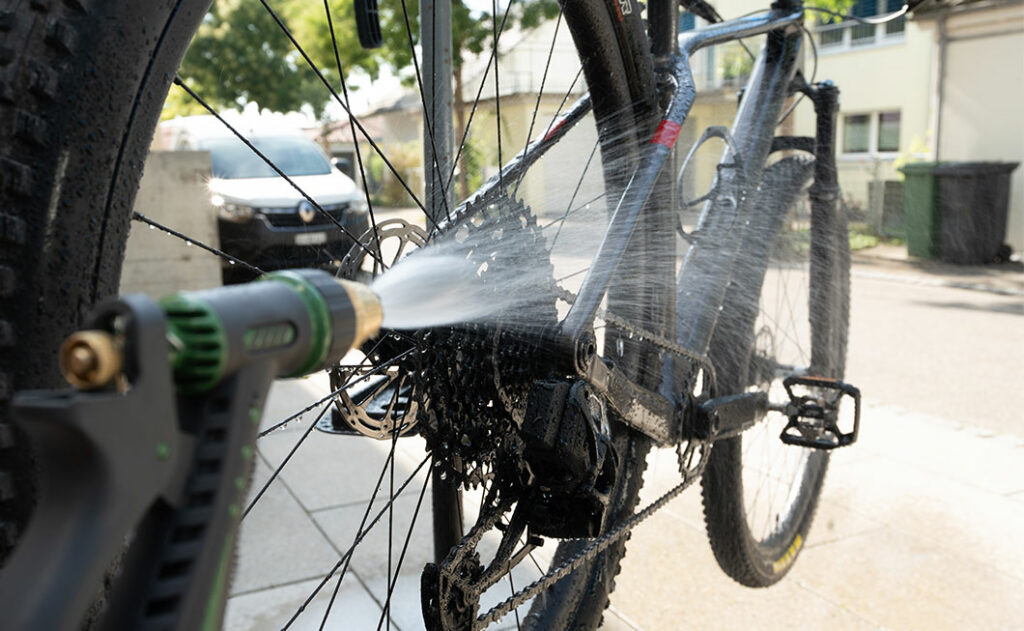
701 155 850 587
0 1 661 628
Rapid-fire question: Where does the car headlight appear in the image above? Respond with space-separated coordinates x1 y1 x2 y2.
212 194 254 223
351 198 369 213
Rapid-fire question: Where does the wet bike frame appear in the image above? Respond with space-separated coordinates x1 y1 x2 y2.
454 0 843 445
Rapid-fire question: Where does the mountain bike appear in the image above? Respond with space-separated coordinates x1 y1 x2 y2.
0 0 905 628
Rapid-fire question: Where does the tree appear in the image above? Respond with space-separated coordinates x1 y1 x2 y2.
170 0 333 119
169 1 558 197
169 0 854 196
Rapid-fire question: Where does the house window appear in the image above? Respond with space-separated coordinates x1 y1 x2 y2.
843 111 901 154
817 0 905 50
843 114 871 153
679 12 696 32
877 111 901 152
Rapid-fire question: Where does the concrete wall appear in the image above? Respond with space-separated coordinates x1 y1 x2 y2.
121 151 222 296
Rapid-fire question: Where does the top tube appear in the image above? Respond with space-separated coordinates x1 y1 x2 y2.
678 6 805 55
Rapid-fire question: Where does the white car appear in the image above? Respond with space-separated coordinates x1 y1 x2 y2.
160 116 369 282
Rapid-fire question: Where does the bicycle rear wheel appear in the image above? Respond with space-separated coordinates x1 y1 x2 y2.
0 1 664 628
701 155 850 587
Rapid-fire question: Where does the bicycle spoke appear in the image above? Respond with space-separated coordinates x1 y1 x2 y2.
130 211 265 275
385 429 397 628
375 468 431 631
284 455 430 629
398 0 452 223
541 191 608 231
257 344 414 438
445 0 517 196
252 0 436 228
321 0 383 266
318 435 404 630
508 571 522 631
243 402 330 519
491 0 508 192
511 8 564 197
548 141 601 249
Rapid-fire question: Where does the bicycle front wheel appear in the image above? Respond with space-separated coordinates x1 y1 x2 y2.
701 155 850 587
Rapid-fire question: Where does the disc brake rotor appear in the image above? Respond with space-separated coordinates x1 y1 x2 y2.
328 218 428 439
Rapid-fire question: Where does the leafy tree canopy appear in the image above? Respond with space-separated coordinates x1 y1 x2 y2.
167 0 558 120
166 0 862 120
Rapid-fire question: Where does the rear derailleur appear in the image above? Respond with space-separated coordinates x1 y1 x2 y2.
421 379 619 630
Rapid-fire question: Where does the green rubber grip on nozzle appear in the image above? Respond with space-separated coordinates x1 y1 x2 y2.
160 293 230 395
161 269 366 395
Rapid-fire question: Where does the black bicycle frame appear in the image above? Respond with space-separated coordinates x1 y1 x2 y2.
425 0 822 445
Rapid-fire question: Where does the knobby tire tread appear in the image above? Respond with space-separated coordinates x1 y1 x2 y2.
700 155 849 587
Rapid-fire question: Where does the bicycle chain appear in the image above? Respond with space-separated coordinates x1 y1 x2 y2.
425 287 717 628
474 467 701 629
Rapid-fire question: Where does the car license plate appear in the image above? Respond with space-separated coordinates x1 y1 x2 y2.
295 232 327 246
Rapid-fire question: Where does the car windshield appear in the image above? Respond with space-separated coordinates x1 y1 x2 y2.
202 135 331 179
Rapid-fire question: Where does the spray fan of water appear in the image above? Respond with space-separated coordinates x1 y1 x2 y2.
371 254 497 329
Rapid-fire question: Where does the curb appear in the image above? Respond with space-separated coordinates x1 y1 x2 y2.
850 265 1024 297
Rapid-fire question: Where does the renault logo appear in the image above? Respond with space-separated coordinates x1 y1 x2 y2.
297 200 317 223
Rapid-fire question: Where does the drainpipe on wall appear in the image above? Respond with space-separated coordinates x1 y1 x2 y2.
933 14 948 161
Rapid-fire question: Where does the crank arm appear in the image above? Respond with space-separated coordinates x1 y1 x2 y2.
584 358 678 445
682 391 769 442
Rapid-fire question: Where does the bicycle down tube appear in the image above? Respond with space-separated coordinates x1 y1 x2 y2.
542 5 806 443
558 5 805 355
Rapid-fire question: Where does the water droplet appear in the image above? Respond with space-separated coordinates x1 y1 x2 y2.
149 224 155 230
185 240 192 247
229 260 236 265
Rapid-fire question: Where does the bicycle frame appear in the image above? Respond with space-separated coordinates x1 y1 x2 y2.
428 1 824 445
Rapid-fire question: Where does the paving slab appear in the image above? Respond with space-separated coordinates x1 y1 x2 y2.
225 577 384 630
230 458 339 595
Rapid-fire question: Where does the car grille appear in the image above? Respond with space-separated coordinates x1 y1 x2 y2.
260 202 350 228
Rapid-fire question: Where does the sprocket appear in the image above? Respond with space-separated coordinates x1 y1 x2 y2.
411 195 562 490
327 195 562 491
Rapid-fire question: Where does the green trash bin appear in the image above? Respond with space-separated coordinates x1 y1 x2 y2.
900 161 1018 264
900 163 941 258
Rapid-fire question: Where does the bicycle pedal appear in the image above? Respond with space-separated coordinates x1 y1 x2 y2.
779 376 860 450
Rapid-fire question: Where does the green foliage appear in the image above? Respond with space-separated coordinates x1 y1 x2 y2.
806 0 860 25
848 221 904 251
168 0 560 120
721 46 753 81
849 230 880 251
367 142 423 207
172 0 329 119
460 132 486 193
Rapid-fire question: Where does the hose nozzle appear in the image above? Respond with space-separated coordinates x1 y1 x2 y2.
336 279 383 351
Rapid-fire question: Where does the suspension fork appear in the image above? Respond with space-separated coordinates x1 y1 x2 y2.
800 78 844 376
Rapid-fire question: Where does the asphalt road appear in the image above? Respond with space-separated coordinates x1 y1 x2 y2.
846 272 1024 438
